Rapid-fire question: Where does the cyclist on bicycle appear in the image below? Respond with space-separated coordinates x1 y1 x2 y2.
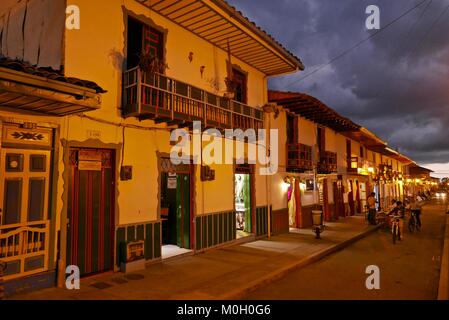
410 197 423 229
388 200 405 240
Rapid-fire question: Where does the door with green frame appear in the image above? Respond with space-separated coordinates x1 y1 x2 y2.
176 174 190 248
235 173 252 233
161 170 191 249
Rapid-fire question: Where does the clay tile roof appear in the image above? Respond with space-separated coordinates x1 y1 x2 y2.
268 90 360 132
0 56 107 94
219 0 304 70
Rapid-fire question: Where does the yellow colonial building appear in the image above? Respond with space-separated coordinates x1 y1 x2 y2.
268 90 414 228
0 0 303 294
0 0 425 297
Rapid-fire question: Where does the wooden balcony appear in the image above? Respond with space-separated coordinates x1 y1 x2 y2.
347 156 360 174
379 164 394 181
318 151 337 174
123 67 264 131
286 143 313 172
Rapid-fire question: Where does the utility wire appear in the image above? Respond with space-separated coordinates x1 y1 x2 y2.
407 1 449 59
284 0 429 88
368 0 433 101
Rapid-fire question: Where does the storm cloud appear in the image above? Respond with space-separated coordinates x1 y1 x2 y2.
228 0 449 168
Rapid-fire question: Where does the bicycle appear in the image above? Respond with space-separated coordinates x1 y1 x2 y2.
375 210 386 225
408 210 421 233
390 214 402 244
364 205 369 221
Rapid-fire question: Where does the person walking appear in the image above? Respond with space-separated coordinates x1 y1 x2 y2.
367 192 377 225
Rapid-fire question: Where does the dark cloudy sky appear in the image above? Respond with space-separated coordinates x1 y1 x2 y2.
228 0 449 177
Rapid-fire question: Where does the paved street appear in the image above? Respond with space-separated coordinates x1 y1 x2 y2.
8 200 447 300
10 214 378 300
244 200 447 300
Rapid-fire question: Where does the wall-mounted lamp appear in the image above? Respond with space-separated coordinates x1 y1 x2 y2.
281 176 292 192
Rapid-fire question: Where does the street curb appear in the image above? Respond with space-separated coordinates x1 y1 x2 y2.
218 223 382 300
437 215 449 300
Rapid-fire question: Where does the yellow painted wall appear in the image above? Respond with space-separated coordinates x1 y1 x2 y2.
336 134 348 173
62 0 271 224
64 0 268 122
350 139 361 157
298 117 316 146
268 110 288 211
324 127 337 152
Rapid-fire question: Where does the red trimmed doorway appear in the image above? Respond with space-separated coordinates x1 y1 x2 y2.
66 148 115 276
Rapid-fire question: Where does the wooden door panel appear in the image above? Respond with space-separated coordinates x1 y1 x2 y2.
0 148 51 280
67 149 114 276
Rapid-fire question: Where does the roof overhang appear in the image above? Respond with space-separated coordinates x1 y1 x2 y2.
407 164 433 176
0 67 102 116
135 0 303 75
343 128 386 150
384 147 414 164
268 90 415 165
343 128 414 164
269 90 360 132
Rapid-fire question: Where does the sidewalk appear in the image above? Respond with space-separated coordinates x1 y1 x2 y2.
438 214 449 300
11 215 379 300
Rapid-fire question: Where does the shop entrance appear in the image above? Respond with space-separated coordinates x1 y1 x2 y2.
374 185 381 210
333 179 344 219
234 165 254 239
160 159 192 259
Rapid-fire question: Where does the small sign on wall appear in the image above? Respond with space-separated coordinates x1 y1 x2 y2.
78 149 102 161
167 176 177 189
120 166 133 181
86 130 101 140
305 179 315 191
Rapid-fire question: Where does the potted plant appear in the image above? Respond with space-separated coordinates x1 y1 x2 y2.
223 76 237 99
138 50 167 75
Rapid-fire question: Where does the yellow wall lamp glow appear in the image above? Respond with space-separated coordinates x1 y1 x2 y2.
281 176 307 192
281 176 293 193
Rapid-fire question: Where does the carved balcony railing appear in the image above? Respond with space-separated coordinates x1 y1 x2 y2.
286 143 313 172
318 151 337 174
123 67 264 131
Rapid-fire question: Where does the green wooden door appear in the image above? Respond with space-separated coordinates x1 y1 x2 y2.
176 174 190 248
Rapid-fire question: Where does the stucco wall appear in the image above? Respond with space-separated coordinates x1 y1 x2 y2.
62 0 271 224
298 117 316 146
64 0 267 123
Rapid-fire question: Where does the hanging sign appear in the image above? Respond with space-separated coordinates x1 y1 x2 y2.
79 150 102 161
78 160 102 171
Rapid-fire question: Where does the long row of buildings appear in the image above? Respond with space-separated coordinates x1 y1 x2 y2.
0 0 436 296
